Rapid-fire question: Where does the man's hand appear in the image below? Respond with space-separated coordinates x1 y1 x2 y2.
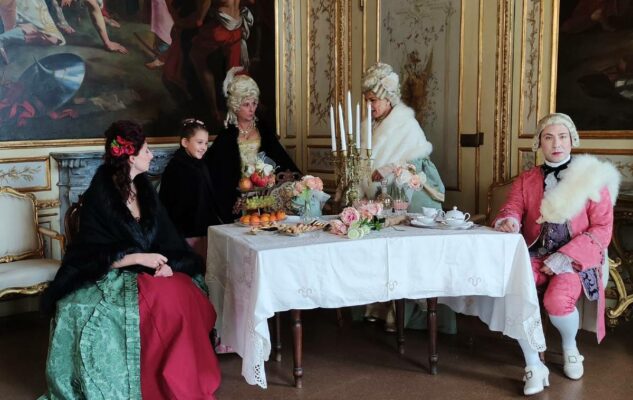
495 218 520 233
540 265 554 276
61 0 73 7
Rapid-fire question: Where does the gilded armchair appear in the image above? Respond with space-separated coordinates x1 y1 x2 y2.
606 195 633 327
0 187 64 301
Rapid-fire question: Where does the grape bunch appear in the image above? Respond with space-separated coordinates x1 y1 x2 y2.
245 195 275 210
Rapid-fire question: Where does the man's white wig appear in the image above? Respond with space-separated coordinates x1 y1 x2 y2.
533 112 580 152
223 67 260 128
361 62 401 105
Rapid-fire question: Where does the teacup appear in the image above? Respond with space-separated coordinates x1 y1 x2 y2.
421 207 445 220
415 215 435 225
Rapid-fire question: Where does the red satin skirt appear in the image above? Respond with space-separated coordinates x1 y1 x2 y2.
138 272 221 399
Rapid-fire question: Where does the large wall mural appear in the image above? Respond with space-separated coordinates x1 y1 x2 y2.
0 0 275 144
379 0 461 189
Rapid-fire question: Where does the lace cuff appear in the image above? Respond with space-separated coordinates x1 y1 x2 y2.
494 217 521 232
544 252 575 275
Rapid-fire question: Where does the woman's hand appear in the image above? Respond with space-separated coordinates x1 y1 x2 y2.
135 253 168 269
371 170 383 182
113 253 168 269
154 264 174 278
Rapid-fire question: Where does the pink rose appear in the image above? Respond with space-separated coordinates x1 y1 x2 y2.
329 219 348 235
368 202 383 216
293 181 306 196
409 175 422 190
339 207 360 226
358 204 374 220
303 175 324 191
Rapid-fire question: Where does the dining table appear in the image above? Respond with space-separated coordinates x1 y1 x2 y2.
205 219 546 388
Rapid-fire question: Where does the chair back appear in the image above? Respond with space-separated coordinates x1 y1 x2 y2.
486 178 516 224
0 187 43 263
64 195 84 247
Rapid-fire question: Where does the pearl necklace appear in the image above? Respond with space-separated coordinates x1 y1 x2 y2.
238 122 256 139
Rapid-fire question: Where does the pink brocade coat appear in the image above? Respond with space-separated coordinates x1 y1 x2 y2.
493 166 614 342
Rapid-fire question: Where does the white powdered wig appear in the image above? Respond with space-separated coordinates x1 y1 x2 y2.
223 68 260 128
361 62 401 105
533 112 580 152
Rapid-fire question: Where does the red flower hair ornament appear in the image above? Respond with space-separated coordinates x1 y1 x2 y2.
110 135 136 157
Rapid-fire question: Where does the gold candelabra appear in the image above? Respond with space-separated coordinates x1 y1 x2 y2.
330 136 372 208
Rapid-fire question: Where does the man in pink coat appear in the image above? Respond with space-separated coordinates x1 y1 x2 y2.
494 112 620 396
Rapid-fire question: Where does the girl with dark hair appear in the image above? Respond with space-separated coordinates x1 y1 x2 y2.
40 120 221 399
160 118 221 261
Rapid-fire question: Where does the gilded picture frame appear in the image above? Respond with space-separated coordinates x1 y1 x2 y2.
553 0 633 138
0 156 51 191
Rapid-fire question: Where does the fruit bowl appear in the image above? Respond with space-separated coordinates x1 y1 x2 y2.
237 211 287 226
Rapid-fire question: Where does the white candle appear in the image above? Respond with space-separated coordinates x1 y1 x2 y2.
329 105 337 152
347 90 353 139
356 102 361 149
366 102 372 151
338 103 347 152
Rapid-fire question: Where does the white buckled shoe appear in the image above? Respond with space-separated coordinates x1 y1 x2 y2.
563 348 584 380
523 364 549 396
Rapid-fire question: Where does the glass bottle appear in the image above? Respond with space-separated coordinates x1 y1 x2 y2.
375 179 393 213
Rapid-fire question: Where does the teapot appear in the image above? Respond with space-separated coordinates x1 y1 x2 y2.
444 206 470 225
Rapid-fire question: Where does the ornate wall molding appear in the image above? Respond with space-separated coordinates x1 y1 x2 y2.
306 0 336 139
494 0 513 182
51 148 177 232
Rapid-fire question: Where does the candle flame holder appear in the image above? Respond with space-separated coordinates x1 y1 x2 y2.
330 135 372 208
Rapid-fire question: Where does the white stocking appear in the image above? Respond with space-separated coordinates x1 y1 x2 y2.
518 339 543 367
549 308 579 351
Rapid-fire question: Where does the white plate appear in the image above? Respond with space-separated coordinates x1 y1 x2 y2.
410 220 474 230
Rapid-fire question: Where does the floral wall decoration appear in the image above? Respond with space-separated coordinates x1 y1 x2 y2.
308 0 336 133
0 157 50 191
380 0 461 189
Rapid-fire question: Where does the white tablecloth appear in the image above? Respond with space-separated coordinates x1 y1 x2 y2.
206 223 546 388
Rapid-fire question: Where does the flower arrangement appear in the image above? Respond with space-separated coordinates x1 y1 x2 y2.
329 202 384 239
392 163 426 191
110 136 135 157
292 175 326 219
240 157 276 190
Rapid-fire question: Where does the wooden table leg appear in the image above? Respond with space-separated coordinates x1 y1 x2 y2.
427 297 438 374
291 309 303 388
395 299 405 354
273 312 282 362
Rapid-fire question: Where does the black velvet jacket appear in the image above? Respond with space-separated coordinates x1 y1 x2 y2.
41 164 203 314
159 147 222 236
204 120 300 223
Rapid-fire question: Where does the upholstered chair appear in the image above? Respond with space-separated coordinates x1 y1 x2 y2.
0 187 64 301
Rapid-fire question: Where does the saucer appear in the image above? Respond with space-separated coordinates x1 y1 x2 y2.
443 221 474 230
409 219 438 228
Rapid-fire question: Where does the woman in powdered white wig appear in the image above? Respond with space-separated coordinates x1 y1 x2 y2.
360 62 454 333
361 62 445 211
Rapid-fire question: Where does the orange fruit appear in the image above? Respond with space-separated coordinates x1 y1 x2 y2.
240 215 251 224
260 215 270 223
276 211 286 220
250 215 261 225
269 214 278 222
